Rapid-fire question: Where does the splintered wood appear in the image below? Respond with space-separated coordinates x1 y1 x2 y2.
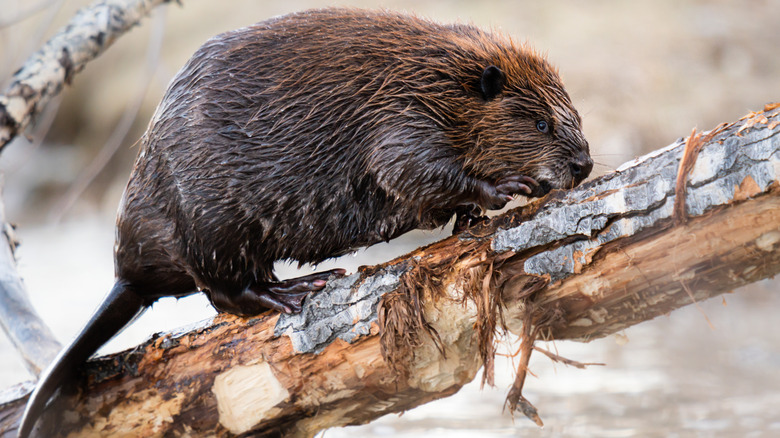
1 108 779 436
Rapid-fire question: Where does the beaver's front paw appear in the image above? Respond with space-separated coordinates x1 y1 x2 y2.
477 175 539 210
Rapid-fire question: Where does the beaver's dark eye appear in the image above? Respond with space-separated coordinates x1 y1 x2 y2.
536 120 549 134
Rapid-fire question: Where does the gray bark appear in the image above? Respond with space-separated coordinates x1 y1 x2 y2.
0 187 61 377
0 108 776 436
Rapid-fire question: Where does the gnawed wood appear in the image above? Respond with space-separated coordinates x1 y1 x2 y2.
0 107 777 436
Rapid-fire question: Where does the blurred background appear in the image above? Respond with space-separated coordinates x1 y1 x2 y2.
1 0 779 436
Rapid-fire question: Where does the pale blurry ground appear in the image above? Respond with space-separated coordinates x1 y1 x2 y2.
1 0 780 436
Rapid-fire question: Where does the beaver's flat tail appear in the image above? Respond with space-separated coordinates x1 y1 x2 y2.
17 281 146 438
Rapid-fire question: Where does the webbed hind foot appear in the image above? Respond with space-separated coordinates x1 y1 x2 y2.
252 268 347 313
209 268 347 315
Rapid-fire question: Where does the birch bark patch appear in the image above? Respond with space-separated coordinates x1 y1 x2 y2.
213 363 289 435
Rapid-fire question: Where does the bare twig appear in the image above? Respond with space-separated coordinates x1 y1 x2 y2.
0 183 61 376
533 345 605 369
0 0 173 150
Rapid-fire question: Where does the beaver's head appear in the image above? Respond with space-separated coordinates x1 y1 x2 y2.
460 51 592 197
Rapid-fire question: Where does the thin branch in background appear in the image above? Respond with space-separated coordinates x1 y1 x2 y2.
0 0 172 150
50 8 166 222
0 95 62 174
22 0 67 75
0 187 62 377
0 0 66 85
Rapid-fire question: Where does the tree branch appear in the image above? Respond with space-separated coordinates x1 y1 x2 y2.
0 0 172 150
0 184 61 377
0 0 174 431
0 106 777 437
0 0 172 384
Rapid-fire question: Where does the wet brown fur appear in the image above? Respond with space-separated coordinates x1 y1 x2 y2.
116 8 590 309
20 8 591 437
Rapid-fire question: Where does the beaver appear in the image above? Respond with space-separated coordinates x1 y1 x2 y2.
19 7 591 436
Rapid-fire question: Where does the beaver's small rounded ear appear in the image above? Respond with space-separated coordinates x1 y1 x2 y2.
480 65 505 100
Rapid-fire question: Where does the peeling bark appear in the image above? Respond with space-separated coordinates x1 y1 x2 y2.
1 107 778 437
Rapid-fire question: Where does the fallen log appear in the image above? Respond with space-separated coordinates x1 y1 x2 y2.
0 105 777 437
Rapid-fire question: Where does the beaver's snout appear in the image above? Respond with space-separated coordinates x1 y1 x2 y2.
569 150 593 186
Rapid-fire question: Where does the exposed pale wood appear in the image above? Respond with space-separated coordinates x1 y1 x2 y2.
0 108 777 437
529 192 780 340
0 0 778 434
495 107 780 341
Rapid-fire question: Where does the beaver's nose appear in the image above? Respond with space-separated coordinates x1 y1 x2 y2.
569 150 593 185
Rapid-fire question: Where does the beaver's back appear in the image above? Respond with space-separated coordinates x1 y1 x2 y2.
116 8 579 294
